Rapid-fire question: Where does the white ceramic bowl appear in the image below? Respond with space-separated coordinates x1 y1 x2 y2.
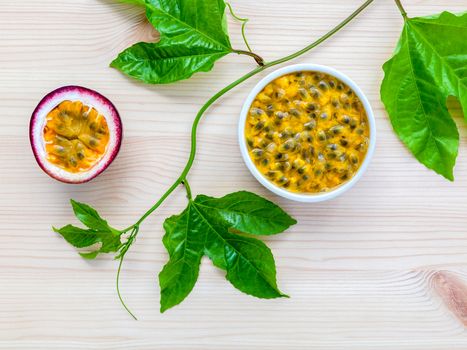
238 63 376 203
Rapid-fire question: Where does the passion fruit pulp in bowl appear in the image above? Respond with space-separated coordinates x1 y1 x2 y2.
30 86 122 183
239 64 376 203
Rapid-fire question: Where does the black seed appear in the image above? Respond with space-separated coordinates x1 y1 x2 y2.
70 157 77 167
247 138 254 148
318 81 328 90
298 88 308 98
309 146 315 156
275 111 287 120
350 154 359 164
303 174 310 180
342 115 351 124
314 169 322 176
318 130 327 141
77 152 85 160
298 167 306 174
309 87 320 98
261 158 270 166
350 119 357 129
340 139 349 147
327 143 337 151
278 176 289 184
352 101 361 111
275 153 284 160
356 128 364 135
313 73 322 81
325 162 332 170
328 152 337 159
329 80 336 88
252 148 263 158
330 125 344 135
89 138 97 147
304 120 316 130
331 99 340 108
267 170 277 178
337 83 344 91
255 121 265 130
306 102 318 111
250 107 264 116
289 108 301 117
89 122 97 131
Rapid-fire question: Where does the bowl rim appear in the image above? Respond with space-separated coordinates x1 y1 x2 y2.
238 63 376 203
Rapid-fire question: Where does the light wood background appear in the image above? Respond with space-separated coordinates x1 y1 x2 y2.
1 0 467 349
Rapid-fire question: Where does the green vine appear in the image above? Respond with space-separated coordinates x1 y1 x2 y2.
114 0 375 318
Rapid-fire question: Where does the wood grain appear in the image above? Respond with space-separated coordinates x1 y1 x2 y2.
1 0 467 349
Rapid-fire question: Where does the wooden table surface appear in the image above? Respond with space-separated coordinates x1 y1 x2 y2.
1 0 467 349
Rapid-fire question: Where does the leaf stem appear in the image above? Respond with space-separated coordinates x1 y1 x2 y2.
233 49 265 66
394 0 408 19
182 179 192 200
226 2 253 53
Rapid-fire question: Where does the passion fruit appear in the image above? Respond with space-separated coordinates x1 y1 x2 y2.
30 86 122 183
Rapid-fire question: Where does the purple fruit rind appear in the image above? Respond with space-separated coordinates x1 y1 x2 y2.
30 86 123 184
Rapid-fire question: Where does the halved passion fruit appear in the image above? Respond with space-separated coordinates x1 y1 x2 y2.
30 86 122 183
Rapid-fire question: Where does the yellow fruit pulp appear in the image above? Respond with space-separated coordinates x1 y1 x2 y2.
43 100 110 173
245 71 370 193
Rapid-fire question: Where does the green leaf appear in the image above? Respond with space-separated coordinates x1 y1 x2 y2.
70 199 112 232
159 208 205 312
53 225 102 248
111 41 230 84
196 191 297 235
54 201 122 259
111 0 232 84
159 191 296 312
224 234 288 298
381 11 467 180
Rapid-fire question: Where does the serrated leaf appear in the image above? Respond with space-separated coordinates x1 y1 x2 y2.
111 0 233 84
196 191 297 235
159 191 296 312
381 11 467 180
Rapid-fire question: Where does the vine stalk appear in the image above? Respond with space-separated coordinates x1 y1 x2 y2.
394 0 408 19
116 0 375 318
